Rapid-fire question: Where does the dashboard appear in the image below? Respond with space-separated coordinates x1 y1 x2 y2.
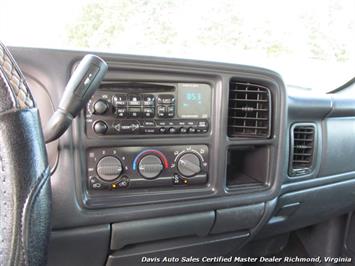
10 46 355 266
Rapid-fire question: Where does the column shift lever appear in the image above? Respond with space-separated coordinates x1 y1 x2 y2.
44 54 108 143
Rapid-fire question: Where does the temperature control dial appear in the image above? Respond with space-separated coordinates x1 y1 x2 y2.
138 155 163 179
97 156 122 181
177 153 201 177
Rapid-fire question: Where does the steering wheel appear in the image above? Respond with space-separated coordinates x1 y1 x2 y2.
0 42 51 266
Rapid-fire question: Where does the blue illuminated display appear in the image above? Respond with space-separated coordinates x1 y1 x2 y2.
186 92 202 103
183 92 202 107
177 83 211 118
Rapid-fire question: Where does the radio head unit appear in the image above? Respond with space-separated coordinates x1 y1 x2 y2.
85 83 212 137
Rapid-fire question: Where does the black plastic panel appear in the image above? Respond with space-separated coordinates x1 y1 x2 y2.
319 118 355 176
107 232 249 266
211 203 265 234
47 225 110 266
260 179 355 238
111 211 215 249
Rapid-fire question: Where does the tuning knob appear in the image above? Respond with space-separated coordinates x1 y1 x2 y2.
93 99 109 114
97 156 122 181
93 120 108 135
177 153 201 177
138 155 163 179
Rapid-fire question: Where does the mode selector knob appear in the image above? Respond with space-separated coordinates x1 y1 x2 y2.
138 155 163 179
177 153 201 177
97 156 122 181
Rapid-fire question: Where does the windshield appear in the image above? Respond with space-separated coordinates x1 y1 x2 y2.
1 0 354 92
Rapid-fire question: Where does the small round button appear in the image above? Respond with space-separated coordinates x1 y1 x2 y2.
180 127 188 134
93 99 109 115
177 153 201 177
159 127 166 133
169 127 177 134
97 156 123 181
188 127 196 133
138 155 163 179
93 121 108 135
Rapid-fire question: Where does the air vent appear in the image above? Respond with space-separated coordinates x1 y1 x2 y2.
290 124 315 176
228 82 271 138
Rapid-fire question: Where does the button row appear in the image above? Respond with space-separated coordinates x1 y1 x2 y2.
114 106 176 119
157 105 175 118
95 119 209 135
89 174 207 190
112 94 155 107
115 107 156 118
112 94 175 107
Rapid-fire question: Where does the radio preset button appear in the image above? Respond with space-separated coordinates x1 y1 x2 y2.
157 106 166 117
159 127 167 133
128 95 141 106
143 107 155 118
128 107 142 118
143 95 155 106
115 108 127 118
188 127 196 133
167 106 175 112
157 106 166 112
167 110 174 118
157 94 175 104
112 95 127 107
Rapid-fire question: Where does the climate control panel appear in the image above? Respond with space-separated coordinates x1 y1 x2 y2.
87 145 209 191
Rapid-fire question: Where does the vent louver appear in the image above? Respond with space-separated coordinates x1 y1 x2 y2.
228 82 271 138
290 124 315 176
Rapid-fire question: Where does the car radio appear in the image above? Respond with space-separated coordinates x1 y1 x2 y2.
85 83 212 137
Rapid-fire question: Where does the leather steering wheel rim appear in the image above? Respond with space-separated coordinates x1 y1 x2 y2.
0 42 51 266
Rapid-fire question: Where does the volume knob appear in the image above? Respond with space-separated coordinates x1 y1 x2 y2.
97 156 122 181
177 153 201 177
93 99 109 115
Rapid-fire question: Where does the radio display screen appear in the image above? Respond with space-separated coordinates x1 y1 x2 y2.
177 83 211 119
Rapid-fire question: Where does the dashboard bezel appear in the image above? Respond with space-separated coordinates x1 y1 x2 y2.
73 60 287 209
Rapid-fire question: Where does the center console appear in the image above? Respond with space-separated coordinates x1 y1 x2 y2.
83 82 214 206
